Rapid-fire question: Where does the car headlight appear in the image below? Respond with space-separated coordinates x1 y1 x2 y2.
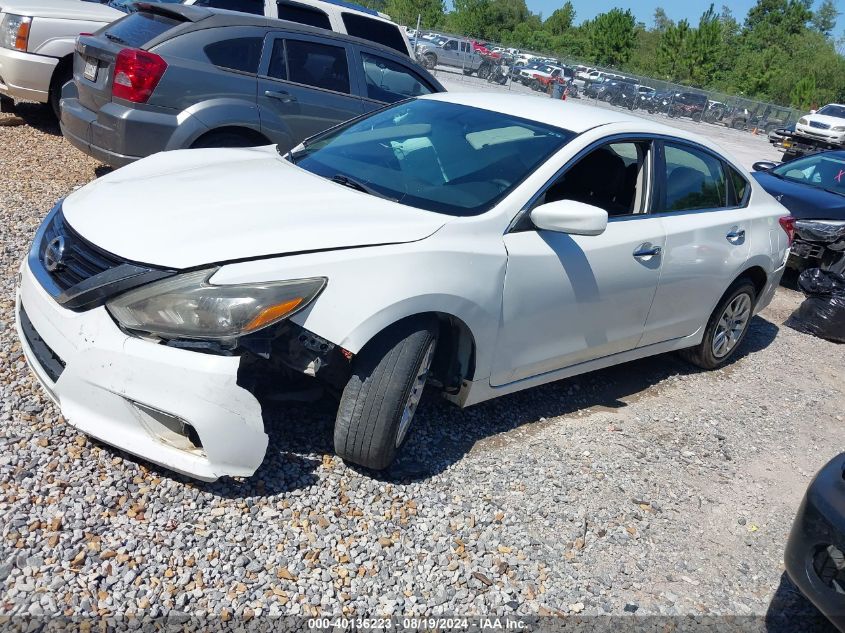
832 126 845 132
106 269 326 342
0 13 31 51
799 117 808 125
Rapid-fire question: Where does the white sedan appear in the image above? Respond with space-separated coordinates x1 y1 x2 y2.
16 93 792 480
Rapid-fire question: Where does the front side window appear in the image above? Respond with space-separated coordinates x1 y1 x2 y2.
277 1 331 29
659 143 728 212
537 141 650 216
284 39 350 93
361 52 434 103
443 40 457 50
291 99 574 216
341 13 408 55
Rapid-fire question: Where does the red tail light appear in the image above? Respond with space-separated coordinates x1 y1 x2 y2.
779 215 796 246
112 49 167 104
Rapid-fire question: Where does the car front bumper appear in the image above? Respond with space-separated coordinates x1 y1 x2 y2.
795 124 845 145
785 453 845 632
15 259 268 481
0 46 57 103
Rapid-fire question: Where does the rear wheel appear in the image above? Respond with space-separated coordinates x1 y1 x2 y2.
334 318 438 471
680 279 757 369
191 129 266 149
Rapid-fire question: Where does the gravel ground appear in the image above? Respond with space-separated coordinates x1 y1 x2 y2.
1 102 844 630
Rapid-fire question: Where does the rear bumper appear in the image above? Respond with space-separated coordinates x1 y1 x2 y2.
0 47 57 103
59 88 182 167
15 259 268 481
785 453 845 632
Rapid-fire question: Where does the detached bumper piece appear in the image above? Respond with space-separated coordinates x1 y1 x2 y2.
790 222 845 275
785 453 845 632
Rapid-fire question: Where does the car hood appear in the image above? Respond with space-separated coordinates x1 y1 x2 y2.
804 114 845 127
752 172 845 221
0 0 122 20
62 146 449 269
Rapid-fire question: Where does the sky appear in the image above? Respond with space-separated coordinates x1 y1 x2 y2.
524 0 844 33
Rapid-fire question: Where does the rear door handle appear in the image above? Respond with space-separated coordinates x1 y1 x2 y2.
726 228 746 244
633 244 662 258
264 90 297 103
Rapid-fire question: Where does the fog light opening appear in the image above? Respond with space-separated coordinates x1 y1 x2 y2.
130 401 204 453
813 544 845 594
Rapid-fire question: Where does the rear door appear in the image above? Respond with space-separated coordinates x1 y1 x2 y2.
256 32 364 151
639 140 752 346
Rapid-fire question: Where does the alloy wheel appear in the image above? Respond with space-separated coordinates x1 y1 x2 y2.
396 340 436 447
712 293 752 359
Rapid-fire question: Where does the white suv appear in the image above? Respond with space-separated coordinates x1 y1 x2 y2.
0 0 121 116
17 94 791 480
182 0 413 56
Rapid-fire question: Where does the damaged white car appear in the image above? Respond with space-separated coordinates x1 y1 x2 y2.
17 94 792 480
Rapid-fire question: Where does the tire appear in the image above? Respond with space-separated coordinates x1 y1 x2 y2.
731 119 746 130
191 130 264 149
423 53 436 70
334 318 438 470
462 68 473 76
49 60 73 120
477 63 490 80
679 279 757 370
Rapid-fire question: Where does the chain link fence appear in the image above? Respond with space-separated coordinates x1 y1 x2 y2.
408 26 804 136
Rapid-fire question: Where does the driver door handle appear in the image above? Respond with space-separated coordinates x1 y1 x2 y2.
264 90 297 103
633 244 662 258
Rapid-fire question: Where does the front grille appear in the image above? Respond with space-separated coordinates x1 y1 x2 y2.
29 204 176 312
810 120 832 130
37 209 126 292
19 305 65 384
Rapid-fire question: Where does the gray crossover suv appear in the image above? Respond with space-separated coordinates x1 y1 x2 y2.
60 4 444 167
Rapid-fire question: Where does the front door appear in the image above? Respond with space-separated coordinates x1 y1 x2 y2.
491 140 666 386
257 33 365 152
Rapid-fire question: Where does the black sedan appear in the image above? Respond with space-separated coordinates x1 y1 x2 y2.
752 151 845 274
785 453 845 632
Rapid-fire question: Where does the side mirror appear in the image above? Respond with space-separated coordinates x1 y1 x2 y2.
752 161 778 172
530 200 608 236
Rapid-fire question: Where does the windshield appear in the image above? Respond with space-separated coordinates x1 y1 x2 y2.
772 153 845 195
817 105 845 119
291 99 574 216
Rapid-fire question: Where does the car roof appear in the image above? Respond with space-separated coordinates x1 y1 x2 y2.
0 0 123 19
419 93 734 152
137 3 416 60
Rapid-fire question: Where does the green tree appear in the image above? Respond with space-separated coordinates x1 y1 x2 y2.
812 0 840 37
588 8 637 66
687 4 722 84
657 19 691 79
544 1 575 36
790 74 817 108
445 0 491 37
383 0 445 28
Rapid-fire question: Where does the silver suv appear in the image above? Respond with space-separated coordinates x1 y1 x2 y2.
60 4 443 166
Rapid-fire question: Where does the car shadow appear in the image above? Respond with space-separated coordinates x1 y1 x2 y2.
259 314 780 485
765 572 838 632
9 101 61 136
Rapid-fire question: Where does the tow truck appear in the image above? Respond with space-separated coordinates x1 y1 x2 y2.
774 104 845 160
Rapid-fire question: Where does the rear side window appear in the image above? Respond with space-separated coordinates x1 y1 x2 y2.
285 39 350 93
361 52 433 102
277 2 331 29
204 36 263 73
660 143 728 212
727 165 750 206
192 0 264 14
341 13 407 55
104 12 180 48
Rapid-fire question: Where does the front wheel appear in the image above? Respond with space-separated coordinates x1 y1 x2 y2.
334 318 438 470
422 53 436 70
680 279 756 369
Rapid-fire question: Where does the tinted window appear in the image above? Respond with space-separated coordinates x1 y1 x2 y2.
267 38 287 80
104 11 180 48
286 39 350 93
661 143 728 211
203 36 263 73
727 165 749 206
293 99 574 216
277 2 331 29
193 0 263 13
361 52 433 102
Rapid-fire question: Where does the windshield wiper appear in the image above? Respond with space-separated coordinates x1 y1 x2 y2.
331 174 398 202
822 187 845 197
